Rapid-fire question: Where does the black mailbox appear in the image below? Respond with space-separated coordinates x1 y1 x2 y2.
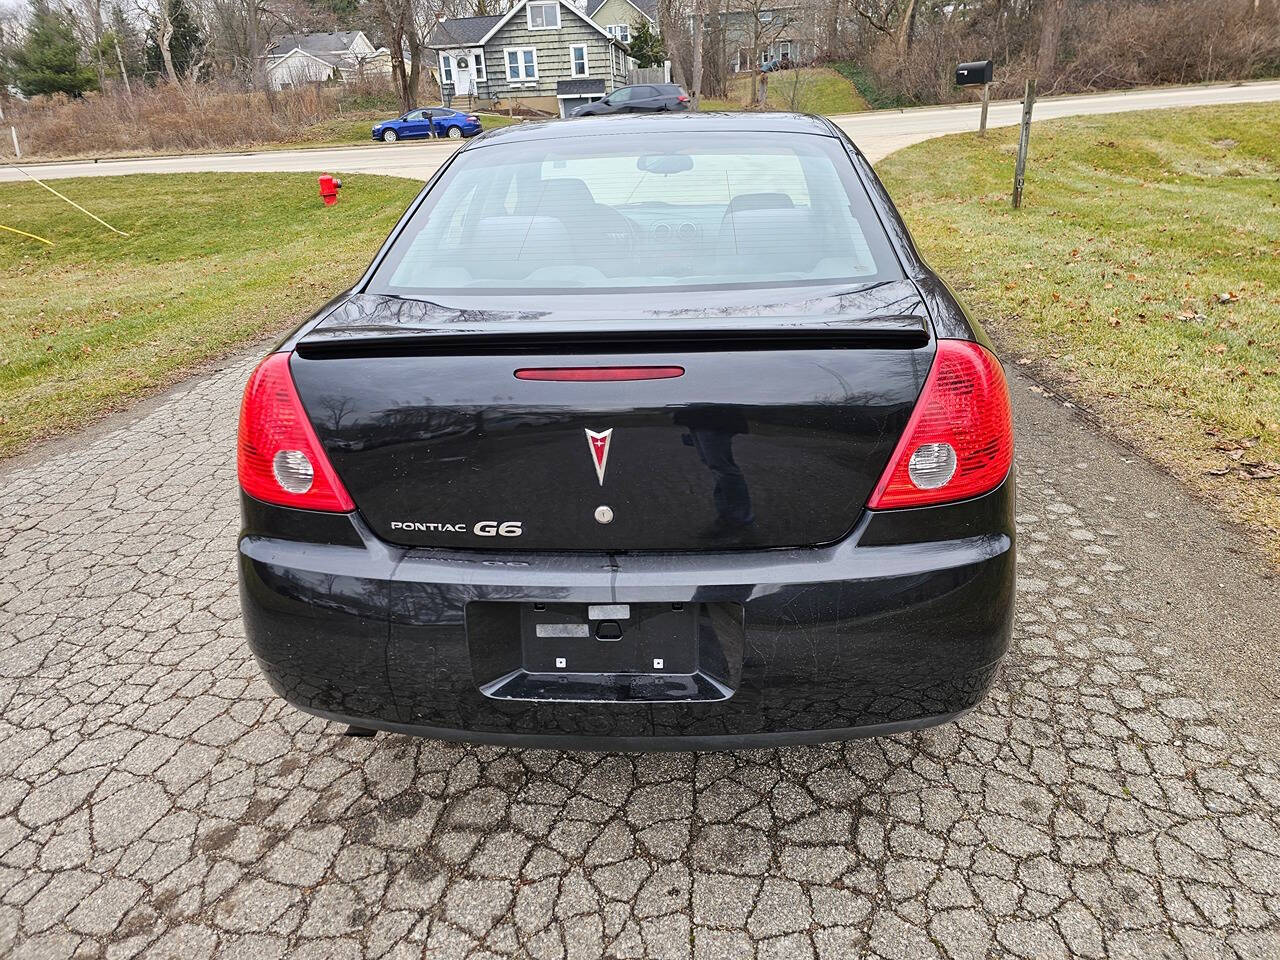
956 60 993 86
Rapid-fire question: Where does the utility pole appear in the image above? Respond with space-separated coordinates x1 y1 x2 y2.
1012 79 1036 209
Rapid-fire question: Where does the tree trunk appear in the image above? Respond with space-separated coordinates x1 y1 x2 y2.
247 0 268 93
378 0 412 113
691 2 704 109
406 30 423 109
1036 0 1067 84
159 9 179 85
90 0 106 92
825 0 841 58
894 0 919 56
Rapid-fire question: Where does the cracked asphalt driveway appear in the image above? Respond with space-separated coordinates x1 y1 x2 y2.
2 353 1280 960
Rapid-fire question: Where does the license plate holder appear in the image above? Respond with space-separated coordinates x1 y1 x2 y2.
521 602 697 675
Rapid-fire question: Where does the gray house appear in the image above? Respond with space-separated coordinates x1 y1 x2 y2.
429 0 632 117
585 0 658 45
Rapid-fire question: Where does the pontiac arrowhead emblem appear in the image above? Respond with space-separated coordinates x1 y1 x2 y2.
585 428 613 486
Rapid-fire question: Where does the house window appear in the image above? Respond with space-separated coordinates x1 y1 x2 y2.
570 45 588 78
526 1 559 29
440 54 454 84
778 41 791 60
759 10 774 22
611 24 630 43
471 48 486 80
505 47 538 81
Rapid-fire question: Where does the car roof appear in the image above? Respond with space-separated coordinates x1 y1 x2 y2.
468 112 835 147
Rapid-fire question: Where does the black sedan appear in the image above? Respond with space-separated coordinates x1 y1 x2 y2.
237 113 1015 750
571 83 690 116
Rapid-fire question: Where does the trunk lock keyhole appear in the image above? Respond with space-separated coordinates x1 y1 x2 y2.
594 505 614 524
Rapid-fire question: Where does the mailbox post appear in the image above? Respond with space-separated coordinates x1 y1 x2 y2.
955 60 994 136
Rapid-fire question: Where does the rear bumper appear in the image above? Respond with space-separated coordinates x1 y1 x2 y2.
238 477 1014 749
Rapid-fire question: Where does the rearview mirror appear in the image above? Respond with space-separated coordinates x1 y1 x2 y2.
636 154 694 175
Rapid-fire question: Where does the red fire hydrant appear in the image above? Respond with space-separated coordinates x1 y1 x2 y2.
318 175 343 206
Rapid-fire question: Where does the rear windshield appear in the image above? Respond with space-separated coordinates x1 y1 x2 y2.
368 130 902 295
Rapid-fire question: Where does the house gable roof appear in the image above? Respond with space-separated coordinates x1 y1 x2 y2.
264 46 341 72
430 0 623 49
428 15 504 47
270 31 368 56
586 0 658 23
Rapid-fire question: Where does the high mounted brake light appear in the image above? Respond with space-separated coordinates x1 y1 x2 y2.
867 339 1013 510
515 366 685 382
238 352 354 512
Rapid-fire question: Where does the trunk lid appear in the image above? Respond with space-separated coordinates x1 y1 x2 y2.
291 284 934 551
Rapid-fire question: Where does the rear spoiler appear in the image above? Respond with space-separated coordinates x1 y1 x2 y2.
296 315 930 357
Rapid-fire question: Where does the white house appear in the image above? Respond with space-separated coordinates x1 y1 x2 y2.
264 31 409 91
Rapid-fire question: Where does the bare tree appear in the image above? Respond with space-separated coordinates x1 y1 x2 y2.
156 1 180 83
245 0 266 91
1036 0 1067 84
690 0 704 106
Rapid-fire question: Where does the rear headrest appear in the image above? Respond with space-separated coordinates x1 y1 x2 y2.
537 178 597 211
469 216 573 259
723 192 795 217
718 208 814 258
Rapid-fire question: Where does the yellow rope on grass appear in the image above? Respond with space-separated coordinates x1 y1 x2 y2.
0 155 130 238
0 222 53 245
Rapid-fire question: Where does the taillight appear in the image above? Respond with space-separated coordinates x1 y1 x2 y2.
237 352 354 512
677 95 690 102
466 115 478 122
868 339 1013 509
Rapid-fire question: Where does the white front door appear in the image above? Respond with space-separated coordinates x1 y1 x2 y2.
455 57 476 95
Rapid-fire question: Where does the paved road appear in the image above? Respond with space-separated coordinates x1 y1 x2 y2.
3 349 1279 958
3 79 1279 184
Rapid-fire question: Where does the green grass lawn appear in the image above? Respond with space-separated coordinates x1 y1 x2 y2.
0 173 421 456
830 61 913 110
701 67 868 114
878 103 1280 554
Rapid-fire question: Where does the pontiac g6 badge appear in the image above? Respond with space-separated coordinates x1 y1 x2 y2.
585 428 613 485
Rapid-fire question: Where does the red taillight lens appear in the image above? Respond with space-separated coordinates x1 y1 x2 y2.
515 366 684 381
868 339 1013 510
677 95 690 102
466 115 478 122
237 352 354 512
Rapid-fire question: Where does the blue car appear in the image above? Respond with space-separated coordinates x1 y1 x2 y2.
372 107 482 142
